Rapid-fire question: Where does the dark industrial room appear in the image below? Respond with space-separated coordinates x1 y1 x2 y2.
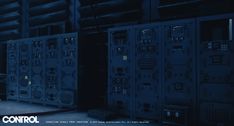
0 0 233 126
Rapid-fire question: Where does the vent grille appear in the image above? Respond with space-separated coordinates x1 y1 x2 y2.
29 0 75 37
0 0 21 41
80 0 141 36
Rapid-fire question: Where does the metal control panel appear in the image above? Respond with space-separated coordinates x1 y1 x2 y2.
7 42 18 100
198 15 234 126
134 25 162 119
108 24 162 119
7 33 78 108
108 28 133 115
162 19 196 126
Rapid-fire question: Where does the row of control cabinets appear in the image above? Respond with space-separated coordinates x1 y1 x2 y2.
7 33 78 108
108 13 234 126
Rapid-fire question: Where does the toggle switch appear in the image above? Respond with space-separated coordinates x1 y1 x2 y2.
175 112 179 118
167 111 171 117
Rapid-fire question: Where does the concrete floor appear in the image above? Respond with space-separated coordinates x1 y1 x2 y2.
0 101 158 126
0 101 63 115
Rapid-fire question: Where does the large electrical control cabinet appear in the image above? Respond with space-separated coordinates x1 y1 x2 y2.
162 19 196 126
108 20 196 124
108 27 134 116
108 13 234 125
108 24 162 119
198 14 234 126
134 24 162 120
7 33 78 108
